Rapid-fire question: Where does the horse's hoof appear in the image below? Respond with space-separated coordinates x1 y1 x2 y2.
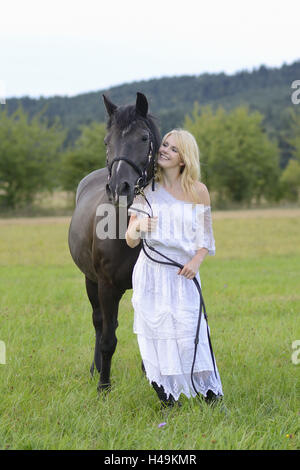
97 382 111 394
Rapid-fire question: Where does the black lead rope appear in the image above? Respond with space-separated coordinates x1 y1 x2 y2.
130 190 218 400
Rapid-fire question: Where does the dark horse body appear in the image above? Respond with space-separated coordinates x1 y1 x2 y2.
68 93 160 391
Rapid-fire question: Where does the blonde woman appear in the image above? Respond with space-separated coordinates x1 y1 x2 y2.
126 129 223 407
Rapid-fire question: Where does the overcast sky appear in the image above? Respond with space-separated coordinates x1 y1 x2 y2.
1 0 299 98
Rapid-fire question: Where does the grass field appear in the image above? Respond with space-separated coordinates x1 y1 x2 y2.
0 209 299 450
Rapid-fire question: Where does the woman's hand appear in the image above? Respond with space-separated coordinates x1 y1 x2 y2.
177 259 200 280
126 215 158 248
177 248 208 279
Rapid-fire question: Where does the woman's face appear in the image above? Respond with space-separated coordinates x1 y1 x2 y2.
158 134 184 171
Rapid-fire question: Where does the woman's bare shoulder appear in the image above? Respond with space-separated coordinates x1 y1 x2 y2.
194 181 211 205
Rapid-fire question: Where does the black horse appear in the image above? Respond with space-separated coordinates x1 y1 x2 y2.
68 93 161 392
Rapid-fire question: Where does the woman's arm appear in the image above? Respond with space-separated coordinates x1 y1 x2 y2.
193 247 209 265
178 182 212 279
125 215 142 248
177 248 208 279
125 214 158 249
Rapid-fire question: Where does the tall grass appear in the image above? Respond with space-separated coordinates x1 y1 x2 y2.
0 211 299 450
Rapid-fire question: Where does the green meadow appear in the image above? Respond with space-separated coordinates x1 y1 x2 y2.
0 210 299 450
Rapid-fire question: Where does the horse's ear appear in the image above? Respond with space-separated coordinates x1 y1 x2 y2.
103 94 117 117
136 92 148 118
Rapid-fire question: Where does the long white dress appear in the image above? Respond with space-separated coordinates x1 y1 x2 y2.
129 182 223 401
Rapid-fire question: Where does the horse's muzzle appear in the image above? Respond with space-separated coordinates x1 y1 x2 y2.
106 181 134 207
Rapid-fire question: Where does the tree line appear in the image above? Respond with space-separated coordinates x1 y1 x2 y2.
4 60 300 164
0 103 299 211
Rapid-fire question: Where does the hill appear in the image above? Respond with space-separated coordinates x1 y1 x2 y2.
3 60 300 167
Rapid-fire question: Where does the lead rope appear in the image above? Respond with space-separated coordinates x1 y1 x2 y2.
130 188 218 401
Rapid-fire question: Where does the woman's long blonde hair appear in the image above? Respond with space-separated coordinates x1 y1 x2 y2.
155 129 201 203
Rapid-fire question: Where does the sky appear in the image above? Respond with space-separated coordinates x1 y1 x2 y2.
0 0 299 99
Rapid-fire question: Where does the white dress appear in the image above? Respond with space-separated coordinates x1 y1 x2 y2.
129 182 223 401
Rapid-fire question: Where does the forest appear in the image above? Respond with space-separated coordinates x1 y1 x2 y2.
1 60 300 211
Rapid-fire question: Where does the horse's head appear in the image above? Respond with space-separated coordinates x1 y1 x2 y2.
103 92 161 207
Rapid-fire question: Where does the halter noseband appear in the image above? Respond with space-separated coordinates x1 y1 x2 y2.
107 138 156 195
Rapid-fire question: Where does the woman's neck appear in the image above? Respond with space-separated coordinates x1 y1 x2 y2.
161 170 182 189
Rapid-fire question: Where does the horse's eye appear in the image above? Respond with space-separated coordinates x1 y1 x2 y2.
142 135 148 142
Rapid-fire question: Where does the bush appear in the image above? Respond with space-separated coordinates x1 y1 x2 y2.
280 159 300 201
184 104 281 205
60 122 106 194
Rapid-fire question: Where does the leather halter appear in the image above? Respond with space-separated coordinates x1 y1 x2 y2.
107 138 156 195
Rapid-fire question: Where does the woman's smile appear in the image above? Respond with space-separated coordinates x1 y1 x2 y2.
158 134 182 167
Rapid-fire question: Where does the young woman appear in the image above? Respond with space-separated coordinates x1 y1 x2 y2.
125 129 223 407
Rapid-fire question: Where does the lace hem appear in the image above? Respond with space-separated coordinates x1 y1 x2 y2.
143 358 223 401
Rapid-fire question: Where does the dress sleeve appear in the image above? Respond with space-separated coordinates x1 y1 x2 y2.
195 205 216 256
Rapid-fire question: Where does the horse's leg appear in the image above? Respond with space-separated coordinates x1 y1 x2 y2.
97 281 123 392
85 276 102 378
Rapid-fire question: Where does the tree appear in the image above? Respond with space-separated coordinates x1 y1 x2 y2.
0 107 65 209
280 159 300 201
279 110 300 201
288 109 300 163
60 122 106 194
184 104 281 205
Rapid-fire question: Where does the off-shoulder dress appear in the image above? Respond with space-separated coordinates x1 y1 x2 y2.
129 182 223 401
